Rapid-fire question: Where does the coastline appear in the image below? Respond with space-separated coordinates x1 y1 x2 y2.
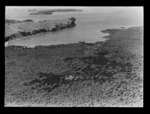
5 29 109 48
5 26 142 48
5 30 55 47
5 17 76 43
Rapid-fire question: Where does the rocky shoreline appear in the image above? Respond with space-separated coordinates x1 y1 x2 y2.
5 17 76 42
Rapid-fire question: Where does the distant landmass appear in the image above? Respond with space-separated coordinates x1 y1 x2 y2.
5 19 34 24
28 9 38 12
28 9 82 15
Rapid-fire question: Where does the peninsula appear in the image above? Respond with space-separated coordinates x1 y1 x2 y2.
5 17 76 42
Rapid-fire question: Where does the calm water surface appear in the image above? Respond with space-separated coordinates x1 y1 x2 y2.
5 7 143 47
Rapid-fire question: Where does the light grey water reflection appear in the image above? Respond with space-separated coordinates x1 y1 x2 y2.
5 7 143 47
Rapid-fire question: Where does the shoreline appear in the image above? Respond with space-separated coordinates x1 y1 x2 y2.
5 26 140 48
5 17 76 43
5 30 57 47
5 32 108 48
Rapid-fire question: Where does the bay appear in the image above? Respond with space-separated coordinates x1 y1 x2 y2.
5 7 143 47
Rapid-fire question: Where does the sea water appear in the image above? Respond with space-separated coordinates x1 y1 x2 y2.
5 7 143 47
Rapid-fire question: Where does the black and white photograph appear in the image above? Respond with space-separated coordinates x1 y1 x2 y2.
5 6 143 107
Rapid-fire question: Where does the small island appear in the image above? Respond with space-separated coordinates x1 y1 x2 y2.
29 9 82 15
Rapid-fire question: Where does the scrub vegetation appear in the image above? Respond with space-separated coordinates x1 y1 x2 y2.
5 26 143 107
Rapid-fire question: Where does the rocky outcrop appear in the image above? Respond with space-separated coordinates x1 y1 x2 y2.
5 17 76 42
52 17 76 31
